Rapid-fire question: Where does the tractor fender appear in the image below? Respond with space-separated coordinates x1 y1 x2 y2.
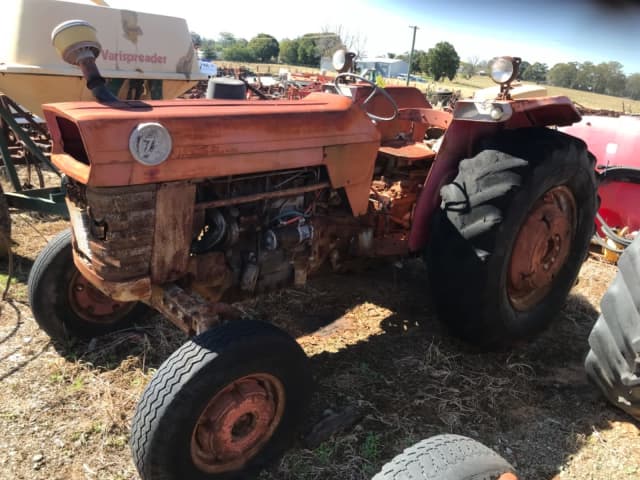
409 96 581 251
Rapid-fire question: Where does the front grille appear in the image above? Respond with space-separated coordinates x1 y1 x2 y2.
70 184 157 282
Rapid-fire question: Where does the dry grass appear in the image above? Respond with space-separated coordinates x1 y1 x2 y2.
385 75 640 113
1 213 638 480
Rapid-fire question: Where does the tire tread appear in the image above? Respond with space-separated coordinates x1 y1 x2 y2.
586 237 640 420
372 434 515 480
427 128 596 348
130 320 311 480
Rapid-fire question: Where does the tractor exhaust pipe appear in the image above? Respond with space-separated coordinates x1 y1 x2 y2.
51 20 119 103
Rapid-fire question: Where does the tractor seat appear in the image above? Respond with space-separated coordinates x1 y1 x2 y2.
378 107 452 162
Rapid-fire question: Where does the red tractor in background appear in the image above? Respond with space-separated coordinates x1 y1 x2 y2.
26 22 600 480
562 115 640 252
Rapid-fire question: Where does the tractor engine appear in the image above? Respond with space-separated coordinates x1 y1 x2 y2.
185 166 339 295
65 155 427 313
64 166 348 308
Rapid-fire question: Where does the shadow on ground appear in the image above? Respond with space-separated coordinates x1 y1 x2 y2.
5 250 632 479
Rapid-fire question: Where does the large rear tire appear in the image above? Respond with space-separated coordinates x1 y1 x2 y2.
372 434 518 480
28 229 147 343
426 128 597 348
130 319 313 480
585 236 640 420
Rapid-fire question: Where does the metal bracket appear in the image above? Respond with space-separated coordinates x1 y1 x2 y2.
148 283 242 336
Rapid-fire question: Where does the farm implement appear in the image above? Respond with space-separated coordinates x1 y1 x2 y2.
0 0 205 237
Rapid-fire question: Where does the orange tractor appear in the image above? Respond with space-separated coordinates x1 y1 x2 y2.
28 22 597 479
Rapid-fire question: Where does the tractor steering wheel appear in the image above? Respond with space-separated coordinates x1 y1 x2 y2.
334 73 399 122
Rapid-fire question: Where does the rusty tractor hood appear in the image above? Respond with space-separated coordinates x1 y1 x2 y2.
42 92 381 187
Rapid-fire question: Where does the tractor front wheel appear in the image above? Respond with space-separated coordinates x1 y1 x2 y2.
426 128 597 348
130 319 312 480
28 229 147 344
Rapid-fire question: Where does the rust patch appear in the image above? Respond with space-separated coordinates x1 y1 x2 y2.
121 10 143 45
148 284 240 335
67 270 137 323
508 185 577 311
397 107 452 129
80 185 156 280
73 253 151 302
324 143 378 216
150 182 196 283
190 374 285 474
187 252 233 303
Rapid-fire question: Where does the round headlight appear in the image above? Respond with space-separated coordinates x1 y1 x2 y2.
129 122 172 166
490 57 516 84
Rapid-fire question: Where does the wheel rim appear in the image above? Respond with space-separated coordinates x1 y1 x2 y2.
190 373 286 474
67 270 135 323
508 185 577 311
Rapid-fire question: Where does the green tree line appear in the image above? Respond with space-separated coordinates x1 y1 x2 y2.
192 30 344 66
547 61 640 99
193 32 280 63
193 30 640 100
193 29 461 82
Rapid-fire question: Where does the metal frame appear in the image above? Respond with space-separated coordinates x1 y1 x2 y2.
0 95 67 216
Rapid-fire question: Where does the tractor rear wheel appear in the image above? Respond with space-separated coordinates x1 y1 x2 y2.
373 434 518 480
426 128 597 348
28 229 147 344
130 319 312 480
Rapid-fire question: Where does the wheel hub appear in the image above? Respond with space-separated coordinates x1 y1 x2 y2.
191 374 285 474
508 186 577 311
68 271 133 323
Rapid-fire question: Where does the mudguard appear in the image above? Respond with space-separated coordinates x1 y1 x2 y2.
409 96 581 251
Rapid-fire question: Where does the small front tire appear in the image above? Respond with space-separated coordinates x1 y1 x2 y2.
28 229 147 343
130 319 313 480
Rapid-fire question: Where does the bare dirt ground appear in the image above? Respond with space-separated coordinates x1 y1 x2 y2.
1 214 639 480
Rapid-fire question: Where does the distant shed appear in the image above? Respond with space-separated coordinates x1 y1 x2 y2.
357 57 409 78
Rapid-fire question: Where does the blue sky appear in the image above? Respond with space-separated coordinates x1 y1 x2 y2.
106 0 640 73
